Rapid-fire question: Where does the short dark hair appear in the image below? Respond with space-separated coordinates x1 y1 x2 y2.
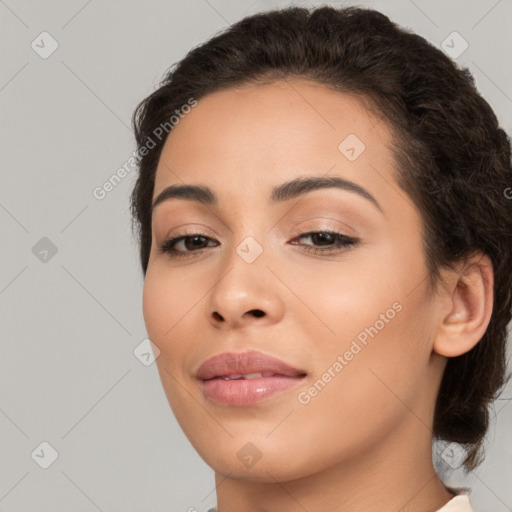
130 5 512 471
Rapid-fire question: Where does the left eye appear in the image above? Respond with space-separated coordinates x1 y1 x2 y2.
291 230 359 255
158 230 359 258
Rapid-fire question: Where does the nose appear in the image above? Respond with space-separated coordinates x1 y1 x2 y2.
204 242 285 330
211 307 265 323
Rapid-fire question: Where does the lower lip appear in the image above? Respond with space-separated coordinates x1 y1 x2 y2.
200 376 305 406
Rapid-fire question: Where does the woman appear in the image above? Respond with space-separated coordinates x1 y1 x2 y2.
129 5 511 511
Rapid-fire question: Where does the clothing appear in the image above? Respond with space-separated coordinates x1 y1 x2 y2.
436 492 474 511
206 487 474 511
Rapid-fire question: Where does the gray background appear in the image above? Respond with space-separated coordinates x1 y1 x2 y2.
1 0 511 510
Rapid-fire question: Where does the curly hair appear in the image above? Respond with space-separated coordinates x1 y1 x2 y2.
129 5 512 471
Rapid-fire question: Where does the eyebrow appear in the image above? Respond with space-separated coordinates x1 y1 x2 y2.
151 176 383 213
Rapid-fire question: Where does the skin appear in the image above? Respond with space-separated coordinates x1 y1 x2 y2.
142 79 494 512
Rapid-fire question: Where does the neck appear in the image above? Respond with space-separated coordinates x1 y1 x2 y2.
213 414 454 512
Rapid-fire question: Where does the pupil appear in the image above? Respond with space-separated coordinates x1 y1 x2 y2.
186 236 205 250
313 233 333 245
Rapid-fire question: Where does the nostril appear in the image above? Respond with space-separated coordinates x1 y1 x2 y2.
250 309 265 318
212 312 224 321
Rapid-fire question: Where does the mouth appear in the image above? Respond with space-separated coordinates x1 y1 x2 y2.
196 350 308 406
206 371 302 380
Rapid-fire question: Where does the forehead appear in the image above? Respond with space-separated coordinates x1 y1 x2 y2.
153 79 395 200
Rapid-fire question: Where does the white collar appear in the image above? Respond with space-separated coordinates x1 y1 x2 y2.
436 493 474 512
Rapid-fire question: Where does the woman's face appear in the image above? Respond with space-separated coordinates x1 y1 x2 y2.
143 79 447 481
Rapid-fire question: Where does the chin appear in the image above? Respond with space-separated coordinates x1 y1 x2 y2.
203 453 307 482
188 432 322 483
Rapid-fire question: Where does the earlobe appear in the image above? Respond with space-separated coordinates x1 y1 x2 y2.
433 252 494 358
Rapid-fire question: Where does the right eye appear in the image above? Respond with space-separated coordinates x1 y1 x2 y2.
159 233 219 258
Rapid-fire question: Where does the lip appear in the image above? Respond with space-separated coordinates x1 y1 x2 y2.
196 350 307 406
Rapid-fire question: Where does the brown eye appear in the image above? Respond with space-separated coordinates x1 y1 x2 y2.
291 230 359 256
159 234 218 257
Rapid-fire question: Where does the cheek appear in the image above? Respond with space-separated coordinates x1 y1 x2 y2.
288 244 411 350
142 266 207 422
142 265 206 351
289 239 433 400
267 298 435 478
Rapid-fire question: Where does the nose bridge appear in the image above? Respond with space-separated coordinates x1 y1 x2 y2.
221 208 269 270
203 224 284 328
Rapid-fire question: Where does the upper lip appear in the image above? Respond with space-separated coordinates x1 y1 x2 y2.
196 350 307 380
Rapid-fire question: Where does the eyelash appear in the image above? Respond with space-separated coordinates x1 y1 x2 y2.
158 229 359 259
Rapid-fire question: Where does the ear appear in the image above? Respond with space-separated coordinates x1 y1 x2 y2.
433 252 494 358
